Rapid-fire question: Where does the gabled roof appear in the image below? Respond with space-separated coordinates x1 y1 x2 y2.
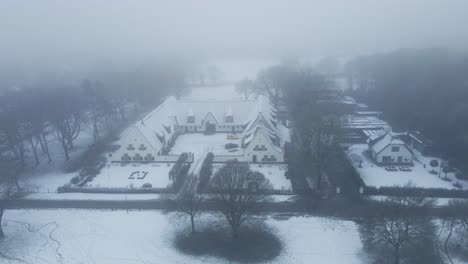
368 130 411 154
174 99 256 125
242 96 279 148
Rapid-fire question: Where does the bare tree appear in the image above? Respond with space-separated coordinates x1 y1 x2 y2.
358 195 435 264
48 88 84 161
441 200 468 264
176 175 205 234
0 160 20 238
210 161 272 238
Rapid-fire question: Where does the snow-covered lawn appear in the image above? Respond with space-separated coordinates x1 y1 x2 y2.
251 164 291 191
87 163 173 189
19 128 94 192
347 144 468 189
1 209 365 264
170 133 243 156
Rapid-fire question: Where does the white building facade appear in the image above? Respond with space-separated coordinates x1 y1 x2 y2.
110 96 284 163
368 131 413 164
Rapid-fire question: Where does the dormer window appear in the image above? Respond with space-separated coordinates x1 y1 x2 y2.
133 153 143 161
138 144 147 151
145 153 155 161
225 115 234 123
127 144 135 151
121 153 131 161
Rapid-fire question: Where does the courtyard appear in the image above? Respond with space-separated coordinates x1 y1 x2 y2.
170 133 243 156
87 163 174 189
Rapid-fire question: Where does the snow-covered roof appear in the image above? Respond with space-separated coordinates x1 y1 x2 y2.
340 114 391 130
242 96 279 147
174 99 256 125
368 131 409 154
117 96 274 153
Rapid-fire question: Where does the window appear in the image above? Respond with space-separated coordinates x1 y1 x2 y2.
138 144 147 151
382 156 392 163
226 116 233 123
121 153 131 161
133 153 143 161
391 146 400 152
145 153 155 161
127 144 135 151
187 116 195 123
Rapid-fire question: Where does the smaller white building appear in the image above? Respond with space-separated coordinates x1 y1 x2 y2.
368 131 413 165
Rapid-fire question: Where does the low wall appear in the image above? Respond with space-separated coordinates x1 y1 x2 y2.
58 186 174 194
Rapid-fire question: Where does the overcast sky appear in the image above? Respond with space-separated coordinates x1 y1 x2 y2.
1 0 468 70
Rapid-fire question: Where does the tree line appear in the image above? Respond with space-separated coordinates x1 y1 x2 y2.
0 61 189 167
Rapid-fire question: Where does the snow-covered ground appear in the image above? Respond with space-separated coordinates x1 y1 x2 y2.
347 144 468 189
0 209 366 264
87 163 173 189
19 128 94 193
170 133 243 156
251 164 291 191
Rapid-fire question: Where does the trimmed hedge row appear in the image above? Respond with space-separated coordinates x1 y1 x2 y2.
364 186 468 198
57 186 174 194
198 152 214 191
169 153 190 191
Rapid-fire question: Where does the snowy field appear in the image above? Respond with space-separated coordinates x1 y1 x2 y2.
19 128 94 193
251 164 291 191
170 133 243 156
0 210 366 264
347 144 468 189
87 163 173 189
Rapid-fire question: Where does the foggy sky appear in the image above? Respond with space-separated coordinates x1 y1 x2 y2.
1 0 468 69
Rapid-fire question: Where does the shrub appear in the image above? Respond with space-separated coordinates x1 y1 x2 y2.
142 183 152 188
429 169 438 175
71 175 83 185
429 160 439 168
198 152 214 191
453 182 462 189
224 143 239 149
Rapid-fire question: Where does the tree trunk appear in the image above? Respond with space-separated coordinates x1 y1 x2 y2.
42 133 52 162
316 165 322 190
29 137 40 166
60 138 70 161
38 135 46 154
231 224 239 239
0 209 4 238
190 215 195 234
394 246 400 264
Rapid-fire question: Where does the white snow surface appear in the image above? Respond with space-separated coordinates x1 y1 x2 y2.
170 133 242 156
251 164 291 191
88 163 173 189
19 127 94 192
347 144 468 189
1 210 366 264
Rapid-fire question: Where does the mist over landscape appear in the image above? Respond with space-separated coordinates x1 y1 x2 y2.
1 1 468 264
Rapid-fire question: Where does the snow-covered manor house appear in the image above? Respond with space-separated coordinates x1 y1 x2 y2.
110 96 284 163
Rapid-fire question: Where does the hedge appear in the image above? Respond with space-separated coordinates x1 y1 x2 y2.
364 186 468 198
57 186 174 194
198 152 214 191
